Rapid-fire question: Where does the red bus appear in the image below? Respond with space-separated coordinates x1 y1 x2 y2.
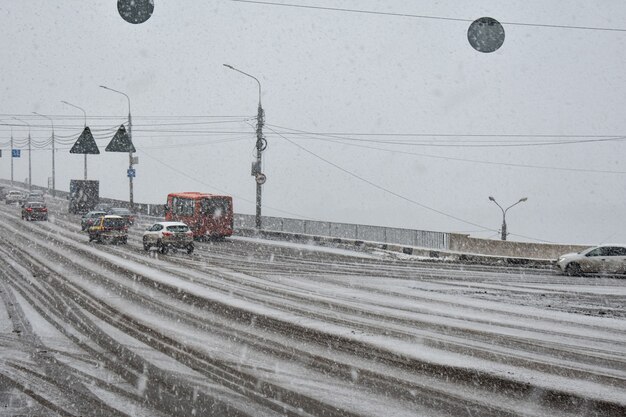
164 192 234 239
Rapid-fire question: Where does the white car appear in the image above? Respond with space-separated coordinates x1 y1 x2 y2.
142 221 194 254
556 245 626 276
5 190 25 205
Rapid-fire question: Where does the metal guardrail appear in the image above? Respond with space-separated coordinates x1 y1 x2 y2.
234 214 450 250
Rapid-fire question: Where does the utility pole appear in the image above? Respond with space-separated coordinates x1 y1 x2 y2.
223 64 266 230
254 96 264 229
33 112 55 196
488 196 528 241
0 120 16 186
99 85 134 211
128 108 133 211
13 117 31 190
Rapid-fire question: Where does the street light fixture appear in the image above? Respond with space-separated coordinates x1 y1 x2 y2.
223 63 265 230
61 100 89 180
12 117 32 190
32 112 56 196
488 196 528 241
99 85 135 211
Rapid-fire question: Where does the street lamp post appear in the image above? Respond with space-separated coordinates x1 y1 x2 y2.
0 120 15 186
61 100 88 180
488 196 528 241
223 64 265 230
33 112 55 196
99 85 134 211
12 117 31 190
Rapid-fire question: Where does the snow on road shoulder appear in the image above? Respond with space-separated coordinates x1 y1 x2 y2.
232 236 377 259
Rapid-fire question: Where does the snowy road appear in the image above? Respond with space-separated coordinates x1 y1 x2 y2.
0 200 624 416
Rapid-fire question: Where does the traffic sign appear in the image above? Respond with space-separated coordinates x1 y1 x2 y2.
255 173 266 185
127 168 136 178
106 124 135 153
70 127 100 154
12 149 20 158
251 161 260 176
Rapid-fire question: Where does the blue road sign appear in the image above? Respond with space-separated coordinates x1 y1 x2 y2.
127 168 136 178
12 149 20 158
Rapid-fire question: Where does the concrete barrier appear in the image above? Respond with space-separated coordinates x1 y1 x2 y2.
449 233 587 260
356 224 386 243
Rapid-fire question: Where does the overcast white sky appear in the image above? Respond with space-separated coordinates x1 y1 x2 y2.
2 0 626 245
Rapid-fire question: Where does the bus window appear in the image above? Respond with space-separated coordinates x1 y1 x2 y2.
201 198 230 219
172 197 194 216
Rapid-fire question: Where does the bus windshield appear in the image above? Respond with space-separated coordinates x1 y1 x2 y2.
171 197 195 216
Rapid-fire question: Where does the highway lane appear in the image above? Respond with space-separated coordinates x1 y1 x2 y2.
0 199 624 416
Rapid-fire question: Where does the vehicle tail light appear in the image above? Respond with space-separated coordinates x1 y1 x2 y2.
186 231 193 236
162 231 173 237
26 208 32 212
42 208 48 212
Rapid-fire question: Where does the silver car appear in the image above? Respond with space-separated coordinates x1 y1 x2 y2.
5 190 25 205
556 245 626 276
142 221 194 254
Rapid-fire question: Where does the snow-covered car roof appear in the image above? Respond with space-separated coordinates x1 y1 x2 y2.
152 221 189 227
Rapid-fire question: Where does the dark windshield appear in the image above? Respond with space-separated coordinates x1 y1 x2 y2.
166 225 189 233
109 208 131 215
103 218 126 228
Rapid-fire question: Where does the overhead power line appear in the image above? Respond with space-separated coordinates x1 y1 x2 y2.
265 125 496 233
265 125 626 175
232 0 626 33
0 114 253 120
265 124 626 140
272 126 553 242
264 124 626 148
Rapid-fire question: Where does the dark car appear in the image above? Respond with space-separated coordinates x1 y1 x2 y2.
21 201 48 221
94 203 112 212
106 207 135 225
81 210 106 231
